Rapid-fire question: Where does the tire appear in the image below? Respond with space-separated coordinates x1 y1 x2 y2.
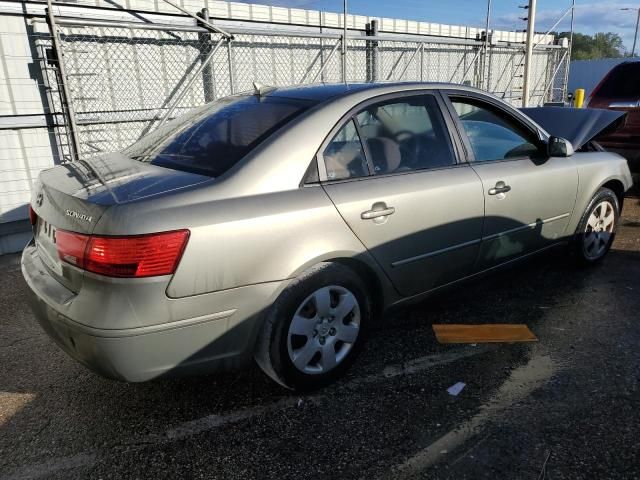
572 187 620 264
254 262 371 391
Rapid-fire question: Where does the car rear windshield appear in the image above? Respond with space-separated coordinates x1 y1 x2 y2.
124 95 311 177
596 62 640 98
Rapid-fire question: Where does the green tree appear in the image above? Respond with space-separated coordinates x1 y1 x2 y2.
557 32 625 60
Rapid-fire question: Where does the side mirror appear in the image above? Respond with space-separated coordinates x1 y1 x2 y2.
547 136 574 157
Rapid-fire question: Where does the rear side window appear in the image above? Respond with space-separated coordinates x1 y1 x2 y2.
323 120 369 181
595 63 640 98
125 95 310 177
321 95 456 181
355 96 455 173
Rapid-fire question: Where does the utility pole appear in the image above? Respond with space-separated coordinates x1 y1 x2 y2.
522 0 536 107
621 7 640 57
482 0 492 90
562 0 576 105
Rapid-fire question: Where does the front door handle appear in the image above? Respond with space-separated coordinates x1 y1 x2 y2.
488 181 511 196
361 202 395 220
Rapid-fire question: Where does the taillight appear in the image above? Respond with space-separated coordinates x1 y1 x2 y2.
29 205 38 226
56 230 90 267
56 229 189 278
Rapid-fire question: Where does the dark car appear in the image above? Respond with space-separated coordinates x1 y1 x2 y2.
586 61 640 173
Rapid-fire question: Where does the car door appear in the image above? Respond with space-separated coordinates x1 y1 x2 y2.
319 92 484 297
442 92 578 271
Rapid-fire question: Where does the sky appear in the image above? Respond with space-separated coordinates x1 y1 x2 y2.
239 0 640 53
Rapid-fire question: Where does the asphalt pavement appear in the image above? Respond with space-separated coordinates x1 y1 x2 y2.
1 199 639 480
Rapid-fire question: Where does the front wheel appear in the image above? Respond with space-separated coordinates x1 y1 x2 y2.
254 262 371 391
573 187 619 264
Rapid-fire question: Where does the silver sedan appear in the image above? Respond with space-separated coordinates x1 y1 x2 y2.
22 82 633 390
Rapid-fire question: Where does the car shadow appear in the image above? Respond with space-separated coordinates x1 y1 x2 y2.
1 210 635 477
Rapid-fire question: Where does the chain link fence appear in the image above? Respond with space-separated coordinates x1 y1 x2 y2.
37 13 569 163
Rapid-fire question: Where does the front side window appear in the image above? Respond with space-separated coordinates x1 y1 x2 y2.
355 96 455 174
450 98 540 162
322 120 369 181
124 95 311 177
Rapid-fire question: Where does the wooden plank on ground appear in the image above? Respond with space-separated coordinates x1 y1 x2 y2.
432 324 538 344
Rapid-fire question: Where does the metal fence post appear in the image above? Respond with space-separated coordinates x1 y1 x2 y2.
45 1 81 161
365 22 371 82
227 38 236 94
198 8 216 102
420 42 425 81
485 37 493 91
475 44 482 87
319 13 325 83
371 19 379 82
365 21 379 82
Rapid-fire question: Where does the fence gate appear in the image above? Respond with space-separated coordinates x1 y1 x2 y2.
38 7 569 163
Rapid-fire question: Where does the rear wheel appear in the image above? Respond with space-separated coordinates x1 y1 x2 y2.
573 188 619 264
255 262 371 391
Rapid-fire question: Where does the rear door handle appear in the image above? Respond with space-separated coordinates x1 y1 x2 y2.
361 203 395 220
488 181 511 195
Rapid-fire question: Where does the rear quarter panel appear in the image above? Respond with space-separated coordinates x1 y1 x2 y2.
94 185 392 300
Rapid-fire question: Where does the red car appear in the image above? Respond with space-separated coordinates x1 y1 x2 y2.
586 61 640 173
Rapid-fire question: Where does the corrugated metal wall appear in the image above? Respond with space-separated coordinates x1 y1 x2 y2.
568 58 639 98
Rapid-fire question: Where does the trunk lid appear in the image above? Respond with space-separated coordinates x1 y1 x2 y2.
31 153 210 292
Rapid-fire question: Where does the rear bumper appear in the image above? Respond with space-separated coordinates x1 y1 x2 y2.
27 294 254 381
21 243 286 382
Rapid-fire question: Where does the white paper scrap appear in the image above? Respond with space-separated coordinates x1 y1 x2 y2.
447 382 466 396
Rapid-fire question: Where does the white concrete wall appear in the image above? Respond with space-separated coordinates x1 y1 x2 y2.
0 13 57 236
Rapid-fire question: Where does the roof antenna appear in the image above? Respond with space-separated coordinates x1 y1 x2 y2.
253 82 276 97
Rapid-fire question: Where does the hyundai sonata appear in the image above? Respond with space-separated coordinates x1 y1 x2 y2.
22 82 632 390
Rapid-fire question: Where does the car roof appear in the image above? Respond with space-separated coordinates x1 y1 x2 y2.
267 82 481 103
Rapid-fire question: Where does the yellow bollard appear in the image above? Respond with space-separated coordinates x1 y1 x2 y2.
574 88 585 108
